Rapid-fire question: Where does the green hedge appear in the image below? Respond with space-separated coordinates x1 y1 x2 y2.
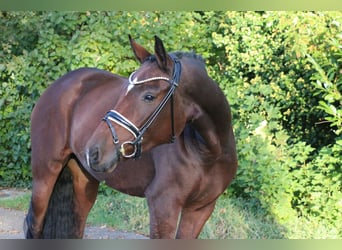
0 11 341 236
205 11 341 230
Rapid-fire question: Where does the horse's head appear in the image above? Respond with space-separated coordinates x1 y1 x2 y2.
85 36 189 172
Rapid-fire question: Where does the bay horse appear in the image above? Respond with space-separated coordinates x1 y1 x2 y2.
24 35 237 239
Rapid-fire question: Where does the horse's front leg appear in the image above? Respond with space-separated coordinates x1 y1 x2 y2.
146 191 182 239
176 200 216 239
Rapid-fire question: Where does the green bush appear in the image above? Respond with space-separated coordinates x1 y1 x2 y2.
0 11 341 237
202 11 341 233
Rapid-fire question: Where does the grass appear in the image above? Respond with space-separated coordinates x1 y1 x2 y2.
87 194 287 239
87 192 150 236
200 196 286 239
0 189 339 239
0 191 31 210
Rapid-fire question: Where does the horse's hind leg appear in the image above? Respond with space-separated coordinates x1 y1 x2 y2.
25 161 64 238
25 158 99 239
176 200 216 239
67 158 99 238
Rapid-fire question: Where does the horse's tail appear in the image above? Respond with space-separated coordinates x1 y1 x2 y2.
25 166 76 238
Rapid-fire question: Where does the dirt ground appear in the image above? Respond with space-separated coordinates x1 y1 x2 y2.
0 189 147 239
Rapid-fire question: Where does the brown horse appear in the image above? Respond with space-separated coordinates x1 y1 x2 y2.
24 36 237 239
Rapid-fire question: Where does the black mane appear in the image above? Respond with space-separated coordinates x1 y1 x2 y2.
171 51 205 65
144 51 206 66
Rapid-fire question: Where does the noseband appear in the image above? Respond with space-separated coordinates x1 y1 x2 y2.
103 55 181 159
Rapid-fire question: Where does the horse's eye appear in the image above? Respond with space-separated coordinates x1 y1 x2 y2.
143 94 156 103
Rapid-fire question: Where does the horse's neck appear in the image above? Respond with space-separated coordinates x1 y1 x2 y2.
183 72 232 156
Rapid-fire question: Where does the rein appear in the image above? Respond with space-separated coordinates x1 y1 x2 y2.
103 55 182 158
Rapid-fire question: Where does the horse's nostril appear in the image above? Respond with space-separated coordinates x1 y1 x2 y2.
91 149 99 161
89 146 101 165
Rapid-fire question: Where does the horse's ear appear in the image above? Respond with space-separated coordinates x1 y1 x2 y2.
154 35 172 72
129 35 152 63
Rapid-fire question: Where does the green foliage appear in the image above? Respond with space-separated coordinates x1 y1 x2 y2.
291 141 342 228
0 11 341 237
307 39 342 135
203 11 341 234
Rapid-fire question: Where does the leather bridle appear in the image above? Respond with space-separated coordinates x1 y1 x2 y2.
102 55 181 158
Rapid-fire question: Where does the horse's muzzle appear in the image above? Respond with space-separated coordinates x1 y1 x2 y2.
86 145 119 173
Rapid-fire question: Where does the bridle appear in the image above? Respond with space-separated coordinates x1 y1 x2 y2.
102 55 181 159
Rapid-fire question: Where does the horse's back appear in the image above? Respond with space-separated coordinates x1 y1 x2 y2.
32 68 123 121
32 68 124 116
